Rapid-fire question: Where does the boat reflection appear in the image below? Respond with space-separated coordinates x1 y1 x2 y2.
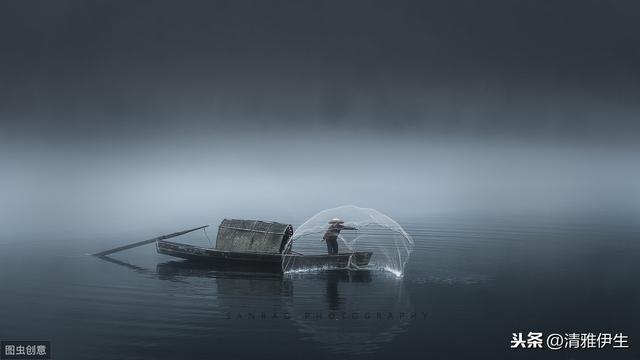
97 256 412 354
155 260 373 304
156 260 291 297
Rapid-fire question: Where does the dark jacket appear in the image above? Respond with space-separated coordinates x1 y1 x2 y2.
323 223 356 242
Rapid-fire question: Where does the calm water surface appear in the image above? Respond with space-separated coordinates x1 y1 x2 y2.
1 214 639 359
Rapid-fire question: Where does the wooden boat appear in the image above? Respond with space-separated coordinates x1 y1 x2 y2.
95 219 372 272
156 239 372 270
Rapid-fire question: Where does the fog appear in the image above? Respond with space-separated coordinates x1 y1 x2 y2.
2 135 638 240
2 1 640 241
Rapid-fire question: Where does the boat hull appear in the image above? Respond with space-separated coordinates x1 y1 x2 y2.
156 240 372 271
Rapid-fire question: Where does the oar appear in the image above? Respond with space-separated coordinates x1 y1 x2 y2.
93 225 209 257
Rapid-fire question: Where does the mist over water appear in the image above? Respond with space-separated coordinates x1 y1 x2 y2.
1 135 638 242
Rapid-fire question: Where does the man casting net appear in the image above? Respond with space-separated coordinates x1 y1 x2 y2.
282 205 414 277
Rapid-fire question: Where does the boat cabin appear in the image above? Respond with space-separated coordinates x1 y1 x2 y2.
215 219 293 254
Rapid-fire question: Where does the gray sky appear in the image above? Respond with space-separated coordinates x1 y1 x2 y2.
1 0 639 140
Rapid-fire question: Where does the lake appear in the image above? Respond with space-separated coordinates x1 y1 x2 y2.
1 212 638 359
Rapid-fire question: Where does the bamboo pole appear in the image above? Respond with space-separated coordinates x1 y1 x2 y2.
93 225 209 257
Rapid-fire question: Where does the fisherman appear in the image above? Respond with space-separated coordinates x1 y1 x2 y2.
322 218 357 255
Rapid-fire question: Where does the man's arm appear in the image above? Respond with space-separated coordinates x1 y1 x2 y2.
341 225 357 230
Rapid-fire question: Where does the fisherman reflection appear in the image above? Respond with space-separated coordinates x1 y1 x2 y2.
322 218 357 255
325 270 372 311
326 271 342 311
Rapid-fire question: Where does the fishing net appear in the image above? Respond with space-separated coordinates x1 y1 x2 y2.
282 205 414 276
